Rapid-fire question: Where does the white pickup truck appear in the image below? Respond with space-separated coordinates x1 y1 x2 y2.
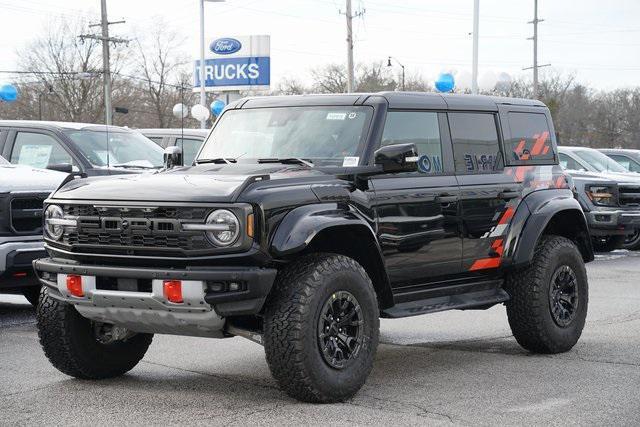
0 156 67 305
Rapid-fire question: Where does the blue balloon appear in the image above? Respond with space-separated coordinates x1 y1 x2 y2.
435 73 455 93
0 84 18 102
210 99 226 116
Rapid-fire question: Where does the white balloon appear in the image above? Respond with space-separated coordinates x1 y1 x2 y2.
172 103 188 119
479 70 498 91
191 104 210 122
455 70 472 91
496 72 513 91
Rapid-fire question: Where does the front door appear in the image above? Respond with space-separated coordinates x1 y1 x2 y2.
370 110 462 287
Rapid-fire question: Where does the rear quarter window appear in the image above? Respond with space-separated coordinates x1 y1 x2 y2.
505 112 555 164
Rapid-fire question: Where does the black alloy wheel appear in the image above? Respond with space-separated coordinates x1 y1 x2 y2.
549 265 579 327
317 290 364 369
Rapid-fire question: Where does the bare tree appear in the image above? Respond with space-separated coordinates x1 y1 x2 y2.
14 17 126 123
131 19 189 127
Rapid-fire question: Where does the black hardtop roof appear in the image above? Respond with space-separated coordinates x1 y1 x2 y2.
0 120 134 132
237 91 546 111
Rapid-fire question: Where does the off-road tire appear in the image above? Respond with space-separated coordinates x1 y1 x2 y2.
22 286 41 307
505 235 588 354
263 253 379 403
37 287 153 379
622 230 640 251
592 235 625 252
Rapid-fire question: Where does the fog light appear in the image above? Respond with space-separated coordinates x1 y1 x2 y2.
163 280 183 303
228 282 241 292
207 282 226 292
66 275 84 297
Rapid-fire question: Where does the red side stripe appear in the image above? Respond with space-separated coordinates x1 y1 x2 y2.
470 257 501 271
498 207 515 224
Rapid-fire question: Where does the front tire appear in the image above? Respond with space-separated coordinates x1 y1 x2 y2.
22 286 41 307
37 287 153 379
505 235 588 354
622 229 640 250
264 253 379 403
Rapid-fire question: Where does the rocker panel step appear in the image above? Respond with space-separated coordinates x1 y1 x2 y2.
381 288 510 319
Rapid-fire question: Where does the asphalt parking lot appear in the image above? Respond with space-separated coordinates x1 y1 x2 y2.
1 251 639 426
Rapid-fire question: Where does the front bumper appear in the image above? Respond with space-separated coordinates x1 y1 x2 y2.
0 236 46 289
33 257 278 337
585 210 640 236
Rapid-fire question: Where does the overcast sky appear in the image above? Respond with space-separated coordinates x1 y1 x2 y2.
1 0 639 90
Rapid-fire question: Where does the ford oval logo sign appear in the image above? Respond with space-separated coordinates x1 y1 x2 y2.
210 38 242 55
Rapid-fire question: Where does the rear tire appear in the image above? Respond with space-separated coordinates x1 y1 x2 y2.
37 287 153 379
505 235 588 354
592 235 625 252
263 253 379 403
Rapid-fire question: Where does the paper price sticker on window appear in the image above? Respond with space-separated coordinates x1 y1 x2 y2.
326 112 346 120
342 156 359 167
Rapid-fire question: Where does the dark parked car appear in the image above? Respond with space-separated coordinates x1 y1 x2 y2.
139 128 209 166
0 121 165 176
35 93 592 403
0 155 67 304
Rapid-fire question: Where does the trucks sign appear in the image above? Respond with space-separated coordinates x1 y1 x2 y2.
194 35 270 92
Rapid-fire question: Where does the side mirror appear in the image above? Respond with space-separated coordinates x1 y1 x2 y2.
163 146 183 169
374 143 419 173
47 163 73 173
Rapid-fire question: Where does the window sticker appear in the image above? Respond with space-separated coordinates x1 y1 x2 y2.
18 144 52 168
326 112 347 121
342 156 359 167
348 112 358 119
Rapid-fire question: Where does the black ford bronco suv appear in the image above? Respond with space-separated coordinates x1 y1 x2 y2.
34 92 593 403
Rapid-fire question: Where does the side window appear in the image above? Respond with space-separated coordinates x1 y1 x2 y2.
558 153 585 171
146 136 165 146
176 138 204 166
381 111 443 174
608 154 640 172
10 132 75 169
506 112 554 163
449 113 502 174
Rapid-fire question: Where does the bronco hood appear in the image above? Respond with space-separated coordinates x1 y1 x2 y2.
51 163 332 203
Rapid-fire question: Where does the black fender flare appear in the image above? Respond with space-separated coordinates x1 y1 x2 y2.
270 203 378 257
503 189 594 268
270 203 394 308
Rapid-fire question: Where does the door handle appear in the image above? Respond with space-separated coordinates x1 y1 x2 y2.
436 193 458 203
498 190 520 200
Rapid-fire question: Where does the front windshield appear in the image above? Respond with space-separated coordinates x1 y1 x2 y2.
64 129 164 168
197 106 373 167
574 149 629 173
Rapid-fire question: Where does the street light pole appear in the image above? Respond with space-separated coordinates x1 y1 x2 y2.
387 56 405 91
199 0 225 129
471 0 479 94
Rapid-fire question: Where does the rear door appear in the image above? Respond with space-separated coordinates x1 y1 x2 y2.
449 112 519 272
370 110 462 287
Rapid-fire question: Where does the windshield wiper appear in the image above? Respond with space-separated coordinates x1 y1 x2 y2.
111 164 158 169
197 157 238 164
258 157 314 167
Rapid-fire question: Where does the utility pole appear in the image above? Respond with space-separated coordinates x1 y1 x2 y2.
523 0 550 98
471 0 479 94
79 0 127 125
342 0 364 93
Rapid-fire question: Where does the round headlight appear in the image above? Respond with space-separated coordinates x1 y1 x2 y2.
44 205 64 240
205 209 240 246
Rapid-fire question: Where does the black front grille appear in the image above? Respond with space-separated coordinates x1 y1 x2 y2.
619 186 640 207
10 194 47 233
59 204 212 255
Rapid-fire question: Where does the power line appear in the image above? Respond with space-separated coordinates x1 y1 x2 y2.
78 0 128 125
